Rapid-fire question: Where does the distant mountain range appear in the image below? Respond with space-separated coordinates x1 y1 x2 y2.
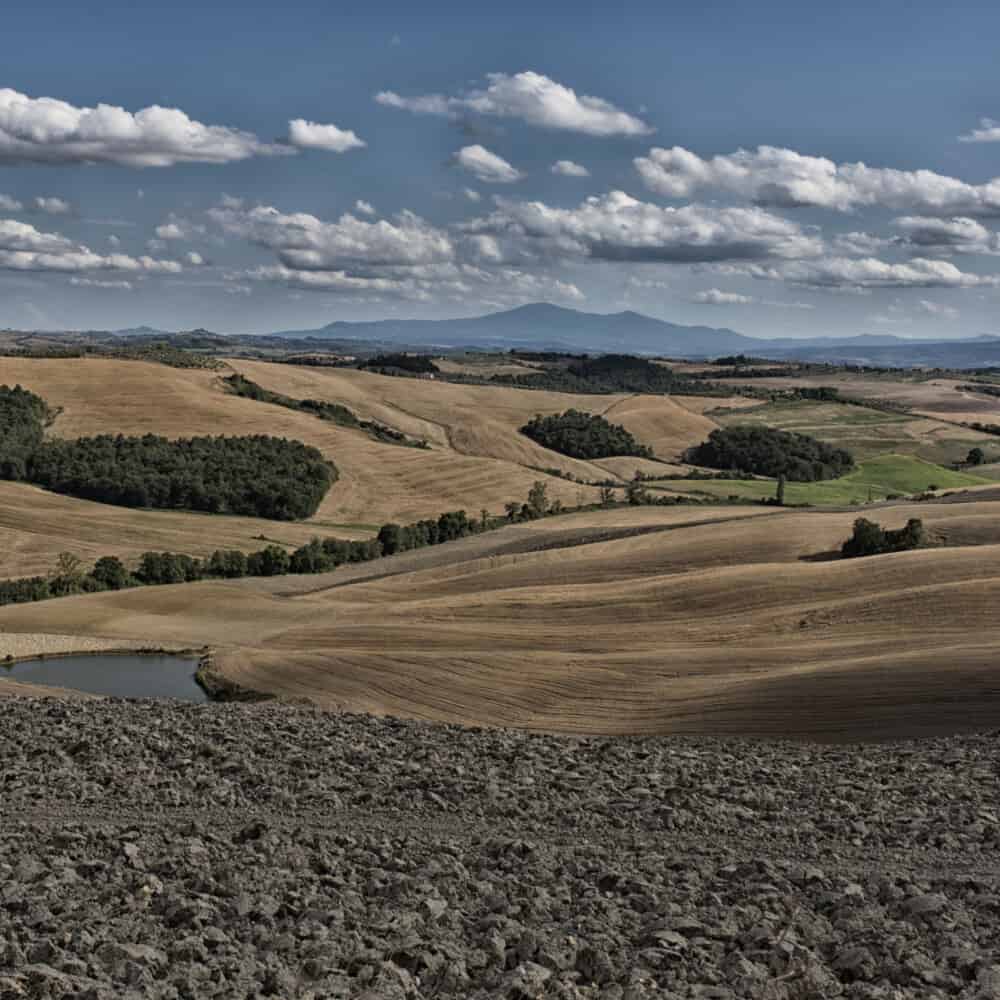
102 302 1000 368
264 303 1000 367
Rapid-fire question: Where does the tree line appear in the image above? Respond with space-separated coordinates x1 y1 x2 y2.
685 425 855 482
0 476 716 612
520 409 654 460
0 384 335 521
224 374 428 448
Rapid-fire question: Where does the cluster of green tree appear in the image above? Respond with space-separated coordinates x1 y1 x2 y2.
841 517 925 558
711 355 778 366
685 425 855 481
22 434 333 520
0 385 51 480
224 374 428 448
376 509 474 556
493 354 717 396
520 409 654 460
359 354 440 374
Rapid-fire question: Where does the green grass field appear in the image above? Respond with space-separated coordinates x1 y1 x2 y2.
658 454 993 506
712 399 1000 466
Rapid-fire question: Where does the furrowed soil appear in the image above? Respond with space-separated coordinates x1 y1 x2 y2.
2 699 1000 998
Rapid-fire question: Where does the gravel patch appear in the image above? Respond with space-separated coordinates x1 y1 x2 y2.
2 699 999 998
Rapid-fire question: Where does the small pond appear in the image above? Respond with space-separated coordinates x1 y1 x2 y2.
1 653 208 702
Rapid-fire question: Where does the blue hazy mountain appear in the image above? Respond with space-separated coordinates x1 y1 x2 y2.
271 303 999 362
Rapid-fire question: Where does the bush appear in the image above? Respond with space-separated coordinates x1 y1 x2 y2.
841 517 925 558
521 409 653 460
685 426 854 481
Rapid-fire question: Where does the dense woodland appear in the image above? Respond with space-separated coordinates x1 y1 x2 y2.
0 385 50 480
686 426 855 481
0 384 335 520
360 354 440 375
493 355 713 395
521 409 654 460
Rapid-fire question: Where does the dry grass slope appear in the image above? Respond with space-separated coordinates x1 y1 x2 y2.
3 499 1000 741
1 358 717 540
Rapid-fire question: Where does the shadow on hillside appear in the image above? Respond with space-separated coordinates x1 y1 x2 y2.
799 550 842 562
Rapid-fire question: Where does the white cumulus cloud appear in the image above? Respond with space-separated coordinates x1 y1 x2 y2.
635 144 1000 217
551 159 589 177
354 200 376 216
0 194 22 211
734 256 999 291
32 196 71 215
376 71 652 136
0 87 291 167
893 215 1000 255
453 145 524 184
959 119 1000 143
0 218 181 274
692 288 755 305
287 118 366 153
463 190 822 263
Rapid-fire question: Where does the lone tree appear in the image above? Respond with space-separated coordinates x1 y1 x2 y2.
527 480 549 517
776 475 786 506
967 447 986 466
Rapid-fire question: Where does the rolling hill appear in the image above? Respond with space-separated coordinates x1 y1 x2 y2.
0 355 716 577
3 498 1000 740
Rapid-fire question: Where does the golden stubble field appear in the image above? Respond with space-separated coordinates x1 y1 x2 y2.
0 356 719 577
3 499 999 741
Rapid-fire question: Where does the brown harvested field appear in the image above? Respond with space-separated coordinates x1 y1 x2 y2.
716 372 1000 421
0 481 357 580
1 357 720 529
4 498 1000 741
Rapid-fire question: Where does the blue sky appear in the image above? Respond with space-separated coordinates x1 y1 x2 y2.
2 0 1000 338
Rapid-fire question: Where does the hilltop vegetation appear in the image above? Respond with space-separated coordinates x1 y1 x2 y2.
0 383 335 520
686 425 855 481
521 409 654 460
494 354 713 395
360 353 440 375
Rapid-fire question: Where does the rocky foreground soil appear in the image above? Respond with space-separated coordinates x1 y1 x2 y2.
2 701 1000 999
